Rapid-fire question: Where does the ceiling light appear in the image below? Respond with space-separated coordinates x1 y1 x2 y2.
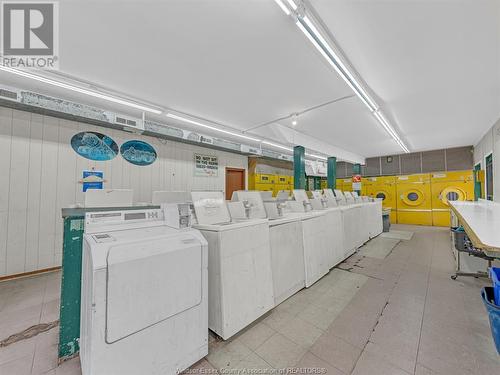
289 10 410 153
0 65 163 114
286 0 298 10
296 17 377 112
166 113 261 142
261 140 293 152
373 111 410 153
273 0 290 15
291 113 298 126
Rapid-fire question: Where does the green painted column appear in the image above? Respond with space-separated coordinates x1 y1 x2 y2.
352 163 362 195
327 157 337 189
59 215 84 359
474 164 481 201
294 146 306 189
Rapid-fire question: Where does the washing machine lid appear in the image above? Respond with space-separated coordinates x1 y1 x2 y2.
105 233 203 343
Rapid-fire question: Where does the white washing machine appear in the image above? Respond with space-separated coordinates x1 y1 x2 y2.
367 199 383 239
334 190 364 258
350 192 383 239
232 190 306 305
80 208 208 375
292 190 331 287
318 190 345 268
191 191 274 340
346 191 371 244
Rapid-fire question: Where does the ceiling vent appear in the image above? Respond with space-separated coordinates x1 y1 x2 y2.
114 114 144 133
199 135 214 145
0 87 20 102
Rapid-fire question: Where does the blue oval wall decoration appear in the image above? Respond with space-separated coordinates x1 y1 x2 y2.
70 131 118 161
120 140 157 166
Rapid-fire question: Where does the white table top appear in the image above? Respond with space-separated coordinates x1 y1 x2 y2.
449 200 500 252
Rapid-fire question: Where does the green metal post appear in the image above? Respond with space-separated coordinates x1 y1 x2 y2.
59 216 84 359
327 157 337 189
294 146 306 190
353 163 362 195
474 164 481 201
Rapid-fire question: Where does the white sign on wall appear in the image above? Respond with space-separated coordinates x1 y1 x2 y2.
194 153 219 177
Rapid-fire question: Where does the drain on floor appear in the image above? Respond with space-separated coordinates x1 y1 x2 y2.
0 320 59 347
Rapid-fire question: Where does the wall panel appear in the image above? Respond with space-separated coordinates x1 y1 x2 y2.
422 150 446 172
0 107 247 277
400 152 422 175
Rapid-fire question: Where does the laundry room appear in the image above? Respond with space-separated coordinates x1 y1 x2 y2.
0 1 499 374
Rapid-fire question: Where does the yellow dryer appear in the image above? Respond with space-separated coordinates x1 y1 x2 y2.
362 177 374 196
396 174 432 225
336 179 344 191
366 176 398 224
342 178 353 192
431 170 474 226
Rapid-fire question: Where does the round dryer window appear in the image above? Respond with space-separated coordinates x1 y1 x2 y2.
407 192 419 201
401 189 425 206
376 192 386 201
440 187 466 206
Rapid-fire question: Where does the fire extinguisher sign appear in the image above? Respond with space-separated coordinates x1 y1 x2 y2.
352 174 362 191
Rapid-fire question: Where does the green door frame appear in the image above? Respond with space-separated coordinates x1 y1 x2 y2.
485 153 493 201
474 163 481 201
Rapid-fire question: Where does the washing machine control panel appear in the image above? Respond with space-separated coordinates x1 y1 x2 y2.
86 209 163 225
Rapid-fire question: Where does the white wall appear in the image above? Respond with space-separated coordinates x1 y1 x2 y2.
474 117 500 201
0 107 248 277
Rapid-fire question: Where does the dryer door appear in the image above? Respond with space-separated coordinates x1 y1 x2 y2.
440 187 467 206
400 188 426 207
105 234 202 343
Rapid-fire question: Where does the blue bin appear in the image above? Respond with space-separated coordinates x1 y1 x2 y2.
491 267 500 306
481 287 500 354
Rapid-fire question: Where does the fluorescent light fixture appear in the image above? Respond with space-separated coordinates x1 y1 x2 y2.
297 17 377 112
306 153 327 160
286 0 298 10
273 0 290 15
261 140 293 152
0 65 163 114
166 113 261 142
373 111 410 153
291 12 410 153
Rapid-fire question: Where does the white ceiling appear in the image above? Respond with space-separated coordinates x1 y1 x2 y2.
1 0 499 160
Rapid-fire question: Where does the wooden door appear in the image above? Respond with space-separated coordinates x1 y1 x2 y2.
225 168 246 200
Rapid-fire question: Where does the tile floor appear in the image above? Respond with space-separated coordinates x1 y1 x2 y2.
0 224 498 374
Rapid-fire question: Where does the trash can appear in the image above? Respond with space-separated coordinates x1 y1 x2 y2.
451 226 467 251
481 287 500 354
382 212 390 232
490 267 500 306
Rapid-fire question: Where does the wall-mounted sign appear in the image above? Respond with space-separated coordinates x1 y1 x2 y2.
71 132 118 161
120 140 157 166
81 170 104 192
194 153 218 177
352 174 362 191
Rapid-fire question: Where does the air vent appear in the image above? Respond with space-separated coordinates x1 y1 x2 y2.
200 136 214 145
115 116 132 125
114 115 144 133
0 88 19 101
